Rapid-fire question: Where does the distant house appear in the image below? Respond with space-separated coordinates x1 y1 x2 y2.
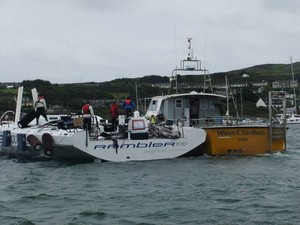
264 98 284 108
0 82 21 88
272 80 298 89
242 73 250 78
257 86 264 93
256 98 267 107
252 80 268 87
152 83 170 88
231 83 246 88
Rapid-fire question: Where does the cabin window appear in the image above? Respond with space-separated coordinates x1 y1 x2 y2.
175 99 182 108
200 99 207 109
148 100 157 111
209 100 215 109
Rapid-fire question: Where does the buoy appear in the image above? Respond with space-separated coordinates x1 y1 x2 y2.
42 133 54 156
17 134 26 151
27 134 42 151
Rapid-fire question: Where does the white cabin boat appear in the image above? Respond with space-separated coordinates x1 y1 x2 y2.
145 38 287 156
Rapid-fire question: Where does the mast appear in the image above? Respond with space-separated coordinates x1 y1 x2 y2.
226 76 230 120
135 81 139 111
168 37 212 94
290 57 297 113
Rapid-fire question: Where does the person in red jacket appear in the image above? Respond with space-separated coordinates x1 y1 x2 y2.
109 100 119 131
82 101 94 130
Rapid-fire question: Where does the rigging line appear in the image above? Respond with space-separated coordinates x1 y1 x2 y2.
174 22 178 71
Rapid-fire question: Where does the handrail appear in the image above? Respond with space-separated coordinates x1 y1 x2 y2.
159 116 272 128
0 110 15 125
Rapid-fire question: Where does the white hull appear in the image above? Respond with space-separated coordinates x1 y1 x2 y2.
72 127 205 162
286 114 300 124
277 113 300 124
0 123 206 162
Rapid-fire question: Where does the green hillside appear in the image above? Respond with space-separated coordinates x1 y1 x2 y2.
212 62 300 84
135 61 300 87
0 62 299 118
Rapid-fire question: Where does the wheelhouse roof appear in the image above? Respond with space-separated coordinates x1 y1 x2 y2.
150 92 226 100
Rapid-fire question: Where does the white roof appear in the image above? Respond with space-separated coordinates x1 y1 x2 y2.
256 98 267 107
151 92 226 101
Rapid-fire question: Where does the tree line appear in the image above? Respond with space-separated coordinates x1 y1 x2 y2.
1 61 299 119
0 78 167 118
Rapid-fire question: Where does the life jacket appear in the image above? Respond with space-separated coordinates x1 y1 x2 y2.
150 115 157 124
82 104 90 114
124 99 134 110
110 104 119 118
35 99 40 106
125 99 131 105
35 97 44 108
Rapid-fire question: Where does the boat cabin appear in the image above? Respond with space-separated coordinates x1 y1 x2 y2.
145 92 226 127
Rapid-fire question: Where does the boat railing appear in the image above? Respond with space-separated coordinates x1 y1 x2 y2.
0 110 15 126
162 116 273 128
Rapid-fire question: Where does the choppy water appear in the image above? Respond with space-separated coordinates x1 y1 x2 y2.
0 126 300 225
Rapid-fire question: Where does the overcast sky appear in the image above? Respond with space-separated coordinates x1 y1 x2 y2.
0 0 299 83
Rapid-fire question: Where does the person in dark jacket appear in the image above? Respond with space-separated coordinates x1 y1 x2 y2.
34 94 48 125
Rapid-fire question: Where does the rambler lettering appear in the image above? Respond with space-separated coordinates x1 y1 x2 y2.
217 129 265 136
94 141 182 150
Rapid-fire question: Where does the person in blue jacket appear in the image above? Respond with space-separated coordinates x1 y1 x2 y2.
122 97 135 117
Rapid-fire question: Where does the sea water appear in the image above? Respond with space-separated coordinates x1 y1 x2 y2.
0 126 299 225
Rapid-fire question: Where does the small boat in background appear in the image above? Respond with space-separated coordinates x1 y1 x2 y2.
286 112 300 124
277 112 300 125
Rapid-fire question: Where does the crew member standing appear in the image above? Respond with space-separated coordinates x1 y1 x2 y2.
34 94 48 125
122 97 135 117
82 101 94 130
109 100 119 131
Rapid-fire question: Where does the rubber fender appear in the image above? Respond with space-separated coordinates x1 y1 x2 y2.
42 133 54 156
2 130 11 147
17 134 26 151
27 134 42 151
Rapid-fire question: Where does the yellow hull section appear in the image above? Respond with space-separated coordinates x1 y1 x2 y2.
203 127 286 156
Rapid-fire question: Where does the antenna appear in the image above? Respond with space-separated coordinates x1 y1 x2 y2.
187 37 193 60
187 37 192 49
